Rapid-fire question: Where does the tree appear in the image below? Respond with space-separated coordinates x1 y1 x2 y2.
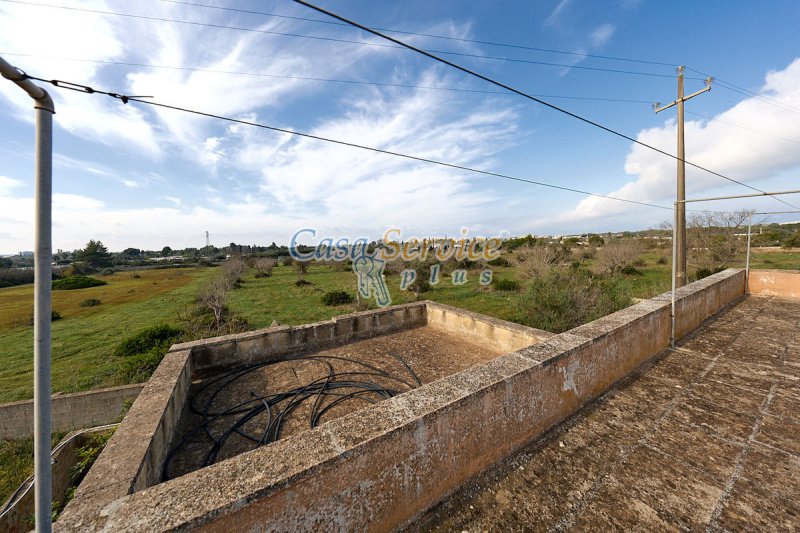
221 256 245 286
162 246 173 257
594 239 643 276
515 244 560 279
197 274 232 331
121 248 141 258
74 240 112 268
253 258 276 278
688 210 751 272
0 257 12 269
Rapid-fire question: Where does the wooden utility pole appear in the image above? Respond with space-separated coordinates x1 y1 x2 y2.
654 66 712 286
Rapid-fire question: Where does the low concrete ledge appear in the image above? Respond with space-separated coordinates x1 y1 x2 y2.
748 268 800 298
424 300 553 352
176 301 428 375
653 268 746 338
0 425 116 533
0 384 142 440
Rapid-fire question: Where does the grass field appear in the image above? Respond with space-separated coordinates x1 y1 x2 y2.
0 248 797 404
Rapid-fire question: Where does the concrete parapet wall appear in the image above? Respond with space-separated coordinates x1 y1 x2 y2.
1 425 116 533
425 301 553 351
177 301 428 375
56 269 747 532
748 269 800 298
0 384 141 440
653 268 746 339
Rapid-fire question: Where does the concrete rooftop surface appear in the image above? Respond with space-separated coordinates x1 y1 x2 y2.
412 295 800 532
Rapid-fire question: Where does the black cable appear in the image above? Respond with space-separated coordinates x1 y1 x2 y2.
159 0 677 68
292 0 800 212
685 66 800 116
162 352 422 480
1 52 655 104
2 0 688 80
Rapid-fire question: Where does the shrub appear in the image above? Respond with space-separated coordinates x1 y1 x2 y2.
101 268 115 276
295 279 312 287
632 258 646 267
656 256 668 265
117 348 168 383
114 324 183 357
321 290 354 306
621 265 643 275
488 256 511 267
694 266 725 280
52 275 107 290
79 298 102 307
415 280 432 294
514 269 631 333
493 278 520 291
27 310 61 326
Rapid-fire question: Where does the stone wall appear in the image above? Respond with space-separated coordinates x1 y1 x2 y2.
0 384 141 440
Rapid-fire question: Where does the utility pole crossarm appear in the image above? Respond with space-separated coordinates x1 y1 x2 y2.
654 76 713 113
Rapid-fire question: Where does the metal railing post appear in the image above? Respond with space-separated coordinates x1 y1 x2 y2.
0 55 55 533
745 213 752 294
671 201 678 347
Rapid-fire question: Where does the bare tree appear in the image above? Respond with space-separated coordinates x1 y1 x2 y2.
197 274 232 331
222 256 245 286
253 258 277 278
594 239 643 276
515 244 560 279
688 209 752 272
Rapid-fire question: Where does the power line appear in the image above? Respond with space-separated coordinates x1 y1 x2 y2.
292 0 800 212
686 110 800 145
162 0 800 121
2 0 689 80
158 0 678 68
20 71 674 212
685 66 800 116
1 52 653 104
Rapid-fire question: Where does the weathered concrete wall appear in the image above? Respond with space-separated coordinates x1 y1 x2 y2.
0 426 116 533
0 384 141 440
55 269 747 532
59 349 193 522
425 301 553 351
748 269 800 298
653 268 746 339
179 301 428 375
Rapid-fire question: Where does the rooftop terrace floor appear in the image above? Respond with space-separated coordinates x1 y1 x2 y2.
412 295 800 532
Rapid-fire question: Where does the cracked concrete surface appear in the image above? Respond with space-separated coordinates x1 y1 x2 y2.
410 296 800 532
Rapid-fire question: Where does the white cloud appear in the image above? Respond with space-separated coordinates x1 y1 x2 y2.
0 1 161 156
555 58 800 225
590 24 615 48
544 0 572 27
0 176 22 195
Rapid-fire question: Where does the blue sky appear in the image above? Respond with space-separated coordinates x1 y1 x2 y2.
1 0 799 253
